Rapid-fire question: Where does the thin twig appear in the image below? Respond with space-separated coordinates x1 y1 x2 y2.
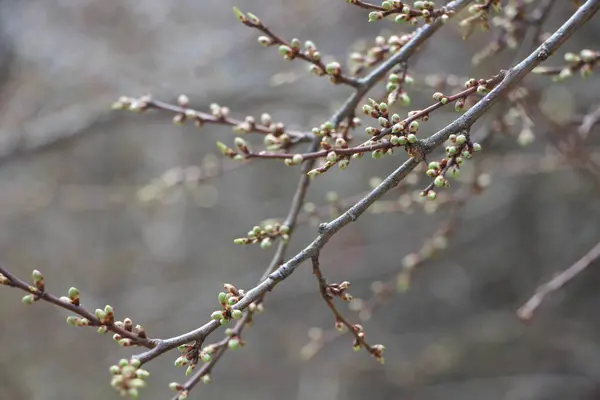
311 253 384 361
517 240 600 321
0 266 154 347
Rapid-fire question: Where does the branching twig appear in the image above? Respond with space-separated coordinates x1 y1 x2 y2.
311 253 384 362
0 266 153 348
130 0 600 373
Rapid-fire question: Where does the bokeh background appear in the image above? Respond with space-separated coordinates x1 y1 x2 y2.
1 1 600 399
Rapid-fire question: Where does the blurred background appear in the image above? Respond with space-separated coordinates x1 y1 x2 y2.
1 1 600 399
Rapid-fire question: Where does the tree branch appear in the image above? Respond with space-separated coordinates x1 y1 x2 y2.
133 0 600 370
133 0 473 366
517 240 600 321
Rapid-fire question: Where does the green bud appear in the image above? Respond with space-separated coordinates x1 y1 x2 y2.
395 14 408 23
68 287 80 300
231 309 243 319
292 154 304 164
201 352 212 363
216 141 230 155
407 134 417 143
564 52 580 63
455 134 467 144
472 142 482 152
211 311 223 320
580 49 596 63
278 45 293 57
409 121 419 132
257 36 272 46
368 11 384 22
134 370 150 382
399 93 411 107
434 176 445 187
95 309 107 321
174 356 189 367
232 6 246 22
476 85 489 95
325 62 341 76
218 292 228 304
260 238 272 249
228 337 240 350
245 12 260 25
21 294 35 304
31 269 43 283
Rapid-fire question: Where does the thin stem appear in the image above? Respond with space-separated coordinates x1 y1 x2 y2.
311 253 383 360
517 240 600 321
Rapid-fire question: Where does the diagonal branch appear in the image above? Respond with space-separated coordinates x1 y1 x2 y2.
133 0 473 366
517 240 600 321
133 0 600 368
0 266 154 347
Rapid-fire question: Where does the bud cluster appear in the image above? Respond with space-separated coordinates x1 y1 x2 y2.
233 222 291 248
459 0 503 39
365 1 456 26
349 34 415 76
533 49 599 81
210 283 246 324
110 358 150 399
420 131 482 200
234 7 358 86
20 269 45 304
